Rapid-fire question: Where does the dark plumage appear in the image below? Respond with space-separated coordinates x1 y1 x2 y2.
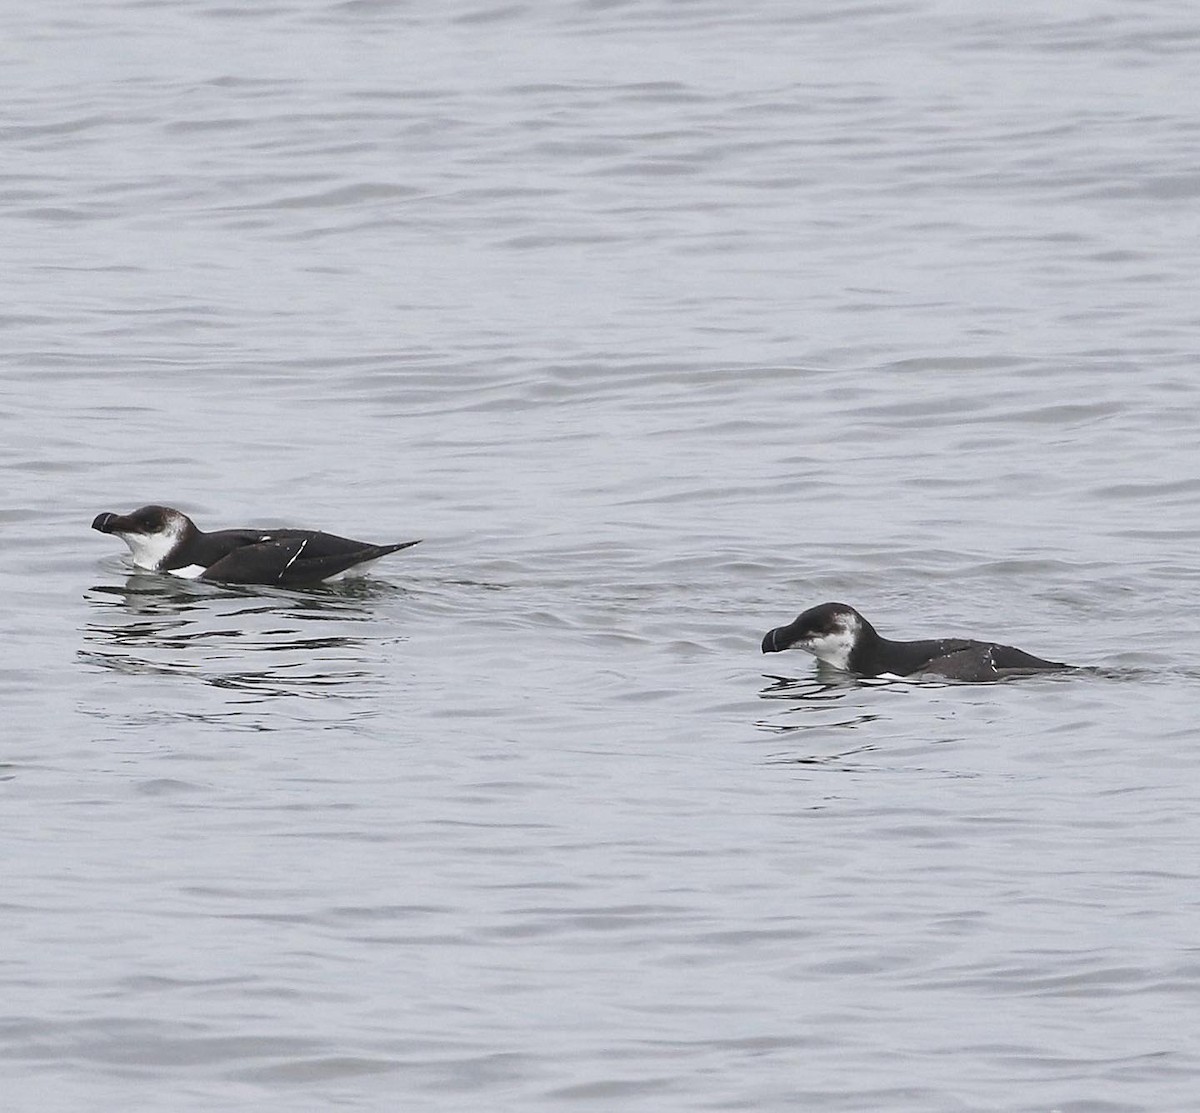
761 602 1069 682
91 504 420 587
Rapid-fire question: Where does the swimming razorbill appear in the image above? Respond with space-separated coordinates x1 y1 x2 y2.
91 505 421 586
761 602 1069 682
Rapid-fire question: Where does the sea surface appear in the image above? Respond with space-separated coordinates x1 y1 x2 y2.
4 1 1200 1110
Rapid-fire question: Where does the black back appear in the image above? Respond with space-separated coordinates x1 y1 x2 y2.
195 533 420 586
862 636 1067 679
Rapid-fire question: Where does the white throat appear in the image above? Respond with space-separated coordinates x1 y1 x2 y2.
801 622 859 672
118 523 186 571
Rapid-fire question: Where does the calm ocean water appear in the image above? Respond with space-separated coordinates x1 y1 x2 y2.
4 1 1200 1110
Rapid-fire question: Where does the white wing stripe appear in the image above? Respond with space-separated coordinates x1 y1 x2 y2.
280 537 309 580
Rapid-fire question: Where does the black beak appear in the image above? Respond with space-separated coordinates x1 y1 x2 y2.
761 627 780 654
92 512 120 533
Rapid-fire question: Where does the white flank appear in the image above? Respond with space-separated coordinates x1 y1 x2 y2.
862 673 942 688
167 564 207 579
324 557 379 582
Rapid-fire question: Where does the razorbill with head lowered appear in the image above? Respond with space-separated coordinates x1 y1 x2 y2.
761 602 1070 682
92 504 421 587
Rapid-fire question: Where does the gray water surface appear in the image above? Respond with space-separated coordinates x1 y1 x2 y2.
5 2 1200 1110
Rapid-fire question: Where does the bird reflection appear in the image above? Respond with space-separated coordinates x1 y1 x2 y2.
80 573 390 704
755 670 888 767
759 671 864 702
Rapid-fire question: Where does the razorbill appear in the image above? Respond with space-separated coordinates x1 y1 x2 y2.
761 602 1069 682
91 504 421 587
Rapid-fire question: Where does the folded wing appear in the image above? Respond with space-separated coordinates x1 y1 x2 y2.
921 641 1069 682
200 535 420 586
